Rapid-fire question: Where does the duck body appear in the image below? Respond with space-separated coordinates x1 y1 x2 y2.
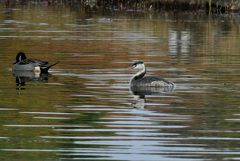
12 52 59 73
130 61 174 88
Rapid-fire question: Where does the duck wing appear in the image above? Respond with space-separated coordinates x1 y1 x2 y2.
29 59 59 72
29 59 49 67
40 61 59 72
19 59 48 67
17 58 59 73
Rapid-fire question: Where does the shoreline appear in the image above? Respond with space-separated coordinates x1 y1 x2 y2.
1 0 240 14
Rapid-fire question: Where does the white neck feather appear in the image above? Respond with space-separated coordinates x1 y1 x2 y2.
130 64 146 83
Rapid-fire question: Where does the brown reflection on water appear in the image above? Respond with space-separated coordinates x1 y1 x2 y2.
1 5 240 161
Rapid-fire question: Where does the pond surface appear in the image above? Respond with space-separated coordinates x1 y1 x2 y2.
1 5 240 161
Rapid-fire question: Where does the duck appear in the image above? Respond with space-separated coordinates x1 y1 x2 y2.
130 61 174 87
12 52 59 73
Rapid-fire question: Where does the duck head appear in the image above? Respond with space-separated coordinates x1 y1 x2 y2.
14 52 27 64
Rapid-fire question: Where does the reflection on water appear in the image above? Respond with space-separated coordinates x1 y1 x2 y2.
13 70 50 89
130 86 175 109
131 95 145 110
169 30 192 55
1 5 240 161
130 85 175 110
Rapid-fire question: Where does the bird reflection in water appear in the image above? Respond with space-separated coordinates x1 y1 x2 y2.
130 86 175 110
13 70 50 90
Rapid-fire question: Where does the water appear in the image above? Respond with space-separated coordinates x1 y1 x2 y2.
1 5 240 161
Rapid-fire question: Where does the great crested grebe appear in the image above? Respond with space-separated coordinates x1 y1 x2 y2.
13 52 59 73
130 61 174 87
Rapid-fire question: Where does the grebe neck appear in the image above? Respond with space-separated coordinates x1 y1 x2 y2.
130 67 146 83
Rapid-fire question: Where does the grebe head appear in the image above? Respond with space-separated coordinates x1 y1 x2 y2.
130 61 146 83
131 61 145 71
